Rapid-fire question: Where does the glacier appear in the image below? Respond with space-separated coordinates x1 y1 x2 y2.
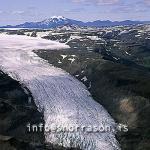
0 34 120 150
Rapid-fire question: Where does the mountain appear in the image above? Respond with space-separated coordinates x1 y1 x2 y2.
1 16 149 29
2 16 84 29
85 20 149 27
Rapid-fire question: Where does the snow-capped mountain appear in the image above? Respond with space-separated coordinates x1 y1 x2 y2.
1 16 149 29
2 16 84 29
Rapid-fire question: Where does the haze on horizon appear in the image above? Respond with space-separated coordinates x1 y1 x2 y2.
0 0 150 26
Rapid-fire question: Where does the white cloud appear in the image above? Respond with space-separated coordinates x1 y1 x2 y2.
72 0 119 5
12 10 25 15
64 8 85 14
144 0 150 5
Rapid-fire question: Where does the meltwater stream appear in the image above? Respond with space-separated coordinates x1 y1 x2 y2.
0 34 120 150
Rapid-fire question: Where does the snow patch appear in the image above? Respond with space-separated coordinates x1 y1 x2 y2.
58 60 62 64
86 36 100 41
61 55 67 59
119 30 130 35
125 51 131 55
67 35 82 43
68 58 76 63
81 76 88 82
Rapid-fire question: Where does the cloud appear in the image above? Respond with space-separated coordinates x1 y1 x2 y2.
144 0 150 5
11 11 25 15
72 0 119 5
64 8 85 14
0 11 3 14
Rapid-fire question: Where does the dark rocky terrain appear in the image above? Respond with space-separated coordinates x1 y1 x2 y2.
0 71 44 150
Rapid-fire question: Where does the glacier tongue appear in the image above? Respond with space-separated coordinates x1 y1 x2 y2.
0 34 120 150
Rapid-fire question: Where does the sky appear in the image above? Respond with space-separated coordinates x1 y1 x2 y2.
0 0 150 25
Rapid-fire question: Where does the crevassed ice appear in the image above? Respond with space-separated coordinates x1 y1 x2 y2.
0 34 120 150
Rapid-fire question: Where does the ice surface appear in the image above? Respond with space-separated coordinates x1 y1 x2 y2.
0 34 120 150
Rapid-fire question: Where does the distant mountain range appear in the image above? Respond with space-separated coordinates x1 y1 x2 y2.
1 16 150 29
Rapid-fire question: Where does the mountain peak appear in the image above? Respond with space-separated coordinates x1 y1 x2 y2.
42 16 68 25
50 16 67 20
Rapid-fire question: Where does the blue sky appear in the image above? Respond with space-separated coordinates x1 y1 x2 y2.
0 0 150 25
